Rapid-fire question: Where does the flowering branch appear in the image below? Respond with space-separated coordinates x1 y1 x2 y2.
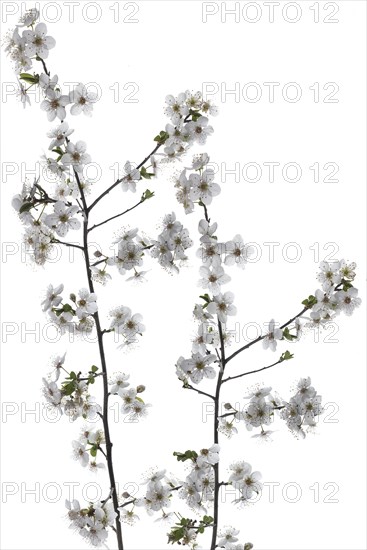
4 8 219 549
4 8 361 550
122 145 360 549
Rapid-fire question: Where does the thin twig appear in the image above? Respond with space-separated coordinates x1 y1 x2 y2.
225 306 309 364
88 197 146 232
52 239 84 251
184 384 215 401
223 358 284 383
88 143 161 212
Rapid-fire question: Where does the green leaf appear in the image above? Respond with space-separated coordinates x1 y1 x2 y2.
280 350 294 361
302 295 317 308
189 109 201 121
167 526 184 544
90 446 97 457
201 515 213 524
19 72 39 84
140 167 154 180
199 294 211 304
342 280 353 291
173 450 198 462
153 130 169 144
69 371 77 380
283 327 297 341
141 189 155 200
19 202 33 214
63 303 74 313
62 382 75 396
91 365 98 373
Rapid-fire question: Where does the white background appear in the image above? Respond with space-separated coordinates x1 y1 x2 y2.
0 1 366 549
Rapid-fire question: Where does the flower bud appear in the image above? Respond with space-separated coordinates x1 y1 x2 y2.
224 402 233 410
121 492 130 499
136 385 145 393
244 544 253 550
69 293 76 302
94 250 102 257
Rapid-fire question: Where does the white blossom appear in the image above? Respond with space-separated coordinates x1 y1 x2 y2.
262 319 283 351
17 81 31 108
121 161 141 192
72 440 89 467
42 378 61 406
186 116 214 145
45 200 81 237
47 121 74 150
317 260 341 290
76 288 98 318
16 8 39 27
41 283 64 311
199 265 231 296
206 292 237 323
69 83 98 116
23 22 55 59
164 92 189 124
335 287 361 316
39 73 58 95
180 352 217 384
225 234 253 269
198 219 218 242
109 372 130 395
189 170 220 205
218 418 238 438
40 89 69 121
217 526 240 547
339 259 356 280
62 141 91 173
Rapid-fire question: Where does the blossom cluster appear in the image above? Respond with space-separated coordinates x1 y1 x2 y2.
149 212 193 273
72 425 106 472
177 446 220 512
228 460 262 505
108 306 145 348
109 372 151 419
65 499 117 547
107 228 148 278
162 92 217 161
217 525 254 550
4 10 53 74
307 260 361 326
280 377 324 439
219 377 324 441
119 447 221 544
42 368 101 423
42 354 103 425
42 284 98 334
174 154 220 214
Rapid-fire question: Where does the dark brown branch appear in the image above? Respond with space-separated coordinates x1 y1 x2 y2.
211 320 226 550
74 168 124 550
